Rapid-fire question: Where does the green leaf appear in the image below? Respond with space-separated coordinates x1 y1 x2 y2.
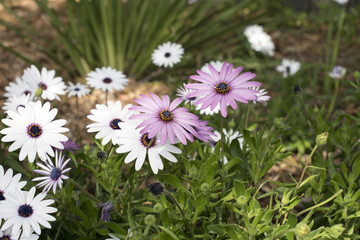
102 222 127 235
207 224 226 235
160 174 191 195
192 193 207 223
158 226 180 240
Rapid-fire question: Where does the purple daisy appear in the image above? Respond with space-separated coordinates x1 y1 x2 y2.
129 93 200 145
32 151 71 194
186 62 261 117
195 120 216 142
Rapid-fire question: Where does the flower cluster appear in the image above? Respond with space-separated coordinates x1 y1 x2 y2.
244 24 275 56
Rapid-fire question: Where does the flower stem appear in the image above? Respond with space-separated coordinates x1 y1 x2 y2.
296 144 318 190
244 104 251 129
219 115 226 223
68 178 102 203
326 79 340 120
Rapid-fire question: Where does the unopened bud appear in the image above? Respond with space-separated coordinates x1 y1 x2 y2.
236 196 248 206
144 215 156 226
35 87 43 98
316 132 328 146
188 167 197 177
153 203 163 213
97 150 107 161
200 183 210 192
149 182 164 196
295 223 310 239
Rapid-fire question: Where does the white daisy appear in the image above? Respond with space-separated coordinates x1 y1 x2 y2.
333 0 347 4
176 83 196 104
0 187 57 237
67 82 91 98
0 165 27 222
328 66 346 79
244 24 264 38
86 66 128 92
1 101 69 163
32 151 71 194
276 58 301 78
4 77 34 99
0 228 39 240
87 101 133 145
246 31 275 56
151 42 184 68
200 60 224 74
249 86 271 104
115 119 182 174
22 65 66 101
2 95 34 114
196 103 221 115
211 129 245 164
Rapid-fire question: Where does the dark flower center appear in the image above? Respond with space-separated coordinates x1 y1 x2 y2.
110 119 122 129
74 87 80 91
27 124 42 138
187 96 196 101
164 52 171 58
286 66 291 75
38 82 47 90
18 204 33 218
140 133 156 148
103 78 112 84
50 168 62 180
0 235 11 240
0 190 5 201
215 82 230 94
159 110 173 122
23 90 31 95
149 182 164 195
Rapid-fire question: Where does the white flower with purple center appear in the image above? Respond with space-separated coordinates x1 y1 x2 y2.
176 83 196 104
0 165 27 222
276 59 301 78
22 65 66 101
87 101 134 145
0 187 57 237
0 101 69 163
4 77 34 99
32 151 71 194
2 95 34 114
0 228 39 240
246 30 275 56
244 24 264 38
115 119 182 174
328 66 346 79
196 103 221 115
249 86 271 104
86 66 128 92
200 61 224 75
151 42 184 68
67 82 91 98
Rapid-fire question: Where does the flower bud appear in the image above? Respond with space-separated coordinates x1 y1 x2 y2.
200 183 210 192
153 203 163 213
35 87 43 98
97 150 107 161
149 182 164 196
295 223 310 239
144 214 156 226
236 196 248 207
316 132 328 146
188 167 198 178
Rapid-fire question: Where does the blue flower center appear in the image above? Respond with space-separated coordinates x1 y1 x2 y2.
18 204 33 218
27 124 42 138
0 235 11 240
38 82 47 90
164 52 171 58
103 78 112 84
74 87 80 91
110 119 122 130
215 82 230 94
23 90 31 95
140 133 156 148
0 191 5 201
159 110 173 122
50 168 62 180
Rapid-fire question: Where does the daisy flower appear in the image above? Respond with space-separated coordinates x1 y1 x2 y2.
328 66 346 79
0 228 39 240
200 61 224 74
249 86 271 104
22 65 66 101
2 95 34 114
211 129 245 164
244 24 264 38
4 77 34 99
176 83 196 104
86 66 128 92
196 103 221 115
0 101 69 163
57 139 80 153
32 151 71 194
129 94 201 145
0 165 27 222
0 187 57 237
276 59 301 78
333 0 347 4
116 119 182 174
186 62 261 117
87 101 133 145
246 31 275 56
151 42 184 68
195 120 216 142
67 82 91 98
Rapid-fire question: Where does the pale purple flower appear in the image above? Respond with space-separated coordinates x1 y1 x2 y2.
57 140 79 153
129 94 200 145
98 203 114 222
195 120 216 142
32 151 71 194
186 62 260 117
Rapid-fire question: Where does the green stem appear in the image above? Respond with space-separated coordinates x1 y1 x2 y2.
326 79 340 119
68 178 102 203
296 144 319 190
244 104 251 129
54 222 63 240
330 8 345 69
296 189 343 216
272 229 296 240
219 115 226 222
324 3 334 92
